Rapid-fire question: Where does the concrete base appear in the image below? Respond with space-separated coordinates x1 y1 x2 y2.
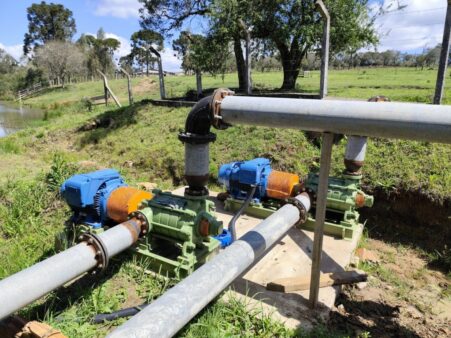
173 188 362 330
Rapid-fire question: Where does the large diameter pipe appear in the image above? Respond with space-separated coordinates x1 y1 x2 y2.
107 193 311 338
0 219 142 320
219 96 451 144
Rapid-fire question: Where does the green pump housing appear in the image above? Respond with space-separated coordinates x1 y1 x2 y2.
301 173 373 240
223 172 373 240
134 189 223 278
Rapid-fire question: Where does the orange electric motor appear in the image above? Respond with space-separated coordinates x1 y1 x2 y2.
266 170 301 200
107 186 153 223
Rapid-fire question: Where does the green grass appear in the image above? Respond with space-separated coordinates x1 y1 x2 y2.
0 67 450 337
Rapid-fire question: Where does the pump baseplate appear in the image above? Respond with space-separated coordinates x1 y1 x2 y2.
224 197 360 241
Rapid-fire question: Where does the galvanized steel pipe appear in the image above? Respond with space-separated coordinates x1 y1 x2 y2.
219 96 451 144
0 219 142 320
107 193 310 338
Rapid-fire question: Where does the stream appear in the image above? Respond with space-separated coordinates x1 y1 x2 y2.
0 102 43 137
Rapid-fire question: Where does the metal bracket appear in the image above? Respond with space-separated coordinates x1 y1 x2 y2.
79 232 109 274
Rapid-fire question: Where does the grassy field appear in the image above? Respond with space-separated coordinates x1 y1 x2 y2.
0 67 450 337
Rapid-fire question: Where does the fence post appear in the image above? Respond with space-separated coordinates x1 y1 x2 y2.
196 71 203 98
434 1 451 105
316 0 330 99
120 68 134 105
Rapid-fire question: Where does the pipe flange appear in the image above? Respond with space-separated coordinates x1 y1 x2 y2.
284 197 308 225
129 211 149 236
79 232 109 274
184 186 209 197
178 132 216 144
210 88 234 130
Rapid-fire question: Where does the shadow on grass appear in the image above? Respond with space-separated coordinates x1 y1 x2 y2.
77 102 145 147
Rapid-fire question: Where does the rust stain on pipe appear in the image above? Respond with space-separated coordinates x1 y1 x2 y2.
121 218 142 243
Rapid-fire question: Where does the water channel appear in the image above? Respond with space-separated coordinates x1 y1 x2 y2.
0 102 43 137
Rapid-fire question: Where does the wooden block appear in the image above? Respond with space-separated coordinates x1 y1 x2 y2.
266 270 367 293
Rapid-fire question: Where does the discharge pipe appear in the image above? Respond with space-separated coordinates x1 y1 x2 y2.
107 193 310 338
0 218 144 320
215 94 451 144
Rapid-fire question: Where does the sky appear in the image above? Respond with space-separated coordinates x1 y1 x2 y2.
0 0 448 71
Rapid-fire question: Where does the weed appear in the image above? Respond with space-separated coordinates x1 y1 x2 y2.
45 153 78 192
0 138 21 154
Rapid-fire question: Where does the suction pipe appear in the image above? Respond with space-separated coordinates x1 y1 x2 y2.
0 218 144 320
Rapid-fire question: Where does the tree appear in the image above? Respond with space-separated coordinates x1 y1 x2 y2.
0 49 18 74
172 31 230 75
129 29 164 75
34 41 85 87
138 0 250 89
139 0 378 90
23 1 76 55
77 28 120 76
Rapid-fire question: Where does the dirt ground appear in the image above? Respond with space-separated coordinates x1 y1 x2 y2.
133 77 157 95
328 238 450 338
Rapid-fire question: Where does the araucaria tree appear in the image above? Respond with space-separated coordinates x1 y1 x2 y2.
129 30 164 76
23 1 76 55
77 28 121 76
139 0 377 90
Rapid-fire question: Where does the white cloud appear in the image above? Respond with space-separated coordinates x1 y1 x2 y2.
104 32 132 61
0 43 23 61
94 0 141 19
371 0 447 52
160 48 182 72
92 32 182 71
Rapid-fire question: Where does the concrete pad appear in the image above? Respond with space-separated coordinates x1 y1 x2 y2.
172 187 362 330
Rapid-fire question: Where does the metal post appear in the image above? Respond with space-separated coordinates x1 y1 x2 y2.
434 1 451 105
239 19 252 95
315 0 330 99
120 68 134 105
157 57 166 99
309 132 334 308
149 46 166 100
196 71 203 98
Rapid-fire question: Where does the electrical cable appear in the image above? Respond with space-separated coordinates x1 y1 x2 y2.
228 185 257 241
92 303 149 323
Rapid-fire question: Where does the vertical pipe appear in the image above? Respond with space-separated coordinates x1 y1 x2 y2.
309 132 334 308
434 1 451 104
344 136 367 175
184 143 210 191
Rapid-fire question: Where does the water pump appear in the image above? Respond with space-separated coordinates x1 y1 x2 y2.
218 158 373 240
60 169 223 277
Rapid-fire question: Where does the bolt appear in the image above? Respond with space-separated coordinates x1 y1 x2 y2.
87 238 94 245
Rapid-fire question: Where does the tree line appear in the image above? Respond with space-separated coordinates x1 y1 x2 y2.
0 0 443 99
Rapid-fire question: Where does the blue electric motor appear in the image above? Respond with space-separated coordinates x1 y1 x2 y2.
218 158 272 203
60 169 126 228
